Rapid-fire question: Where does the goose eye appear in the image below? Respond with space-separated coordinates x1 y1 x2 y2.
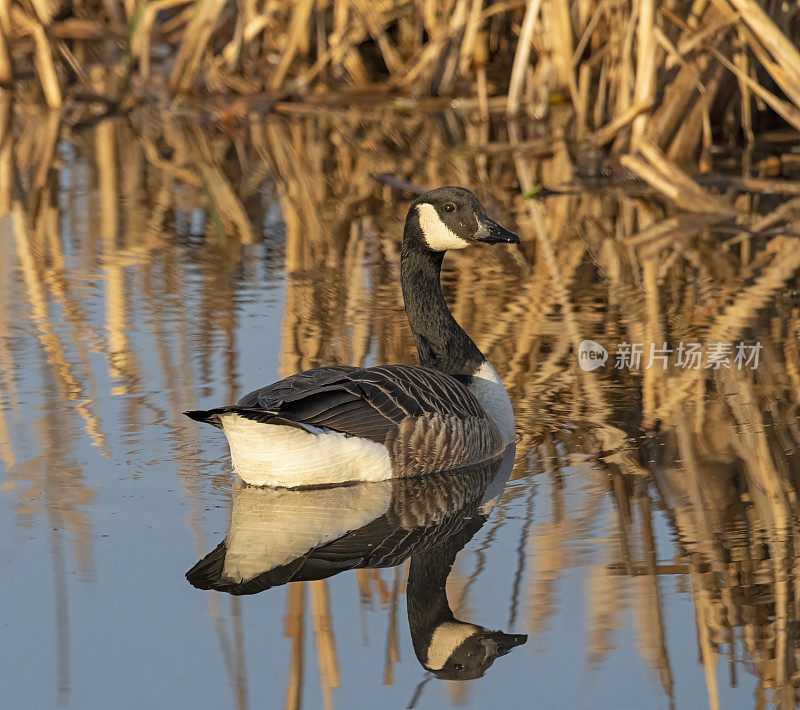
453 663 464 671
443 203 456 213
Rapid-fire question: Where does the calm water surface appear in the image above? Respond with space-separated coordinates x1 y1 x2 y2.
2 107 800 709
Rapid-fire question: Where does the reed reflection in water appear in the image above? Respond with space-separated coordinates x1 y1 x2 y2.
1 102 800 709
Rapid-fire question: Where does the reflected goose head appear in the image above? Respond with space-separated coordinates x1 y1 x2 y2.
422 625 528 680
406 186 520 252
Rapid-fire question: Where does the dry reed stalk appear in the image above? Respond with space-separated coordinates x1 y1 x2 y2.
635 492 674 697
270 0 315 91
458 0 484 76
131 0 193 81
721 0 800 102
698 174 800 196
432 0 471 95
11 7 61 108
506 0 542 117
624 213 724 248
354 0 404 79
169 0 228 92
0 20 11 84
697 31 800 132
547 0 579 118
310 580 340 710
10 198 107 449
589 101 652 146
620 142 735 215
630 0 656 147
284 583 305 710
0 96 12 214
382 567 401 686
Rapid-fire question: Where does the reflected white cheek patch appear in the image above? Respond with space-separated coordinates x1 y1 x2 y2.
417 204 471 251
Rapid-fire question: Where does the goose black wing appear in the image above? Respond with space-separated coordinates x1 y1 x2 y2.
225 364 487 443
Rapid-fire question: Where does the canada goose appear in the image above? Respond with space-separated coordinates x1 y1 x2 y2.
186 444 526 678
185 187 520 487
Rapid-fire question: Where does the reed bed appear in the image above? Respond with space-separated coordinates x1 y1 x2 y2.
2 0 800 169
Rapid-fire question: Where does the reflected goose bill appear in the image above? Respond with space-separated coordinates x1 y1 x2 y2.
481 630 528 659
474 214 520 244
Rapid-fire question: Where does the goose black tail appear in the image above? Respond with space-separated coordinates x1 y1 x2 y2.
183 406 315 433
186 542 228 590
183 408 229 428
186 544 310 595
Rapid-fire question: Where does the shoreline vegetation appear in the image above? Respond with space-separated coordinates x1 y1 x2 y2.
2 0 800 223
3 0 800 141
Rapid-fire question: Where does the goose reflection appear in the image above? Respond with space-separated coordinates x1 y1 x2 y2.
187 445 526 679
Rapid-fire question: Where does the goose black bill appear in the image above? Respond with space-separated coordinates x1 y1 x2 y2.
474 214 520 244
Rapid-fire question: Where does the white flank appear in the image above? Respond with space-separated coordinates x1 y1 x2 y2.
426 622 479 671
220 414 392 487
416 203 470 251
223 478 392 584
469 360 516 444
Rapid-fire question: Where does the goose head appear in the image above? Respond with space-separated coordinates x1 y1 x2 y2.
420 623 528 680
406 186 520 252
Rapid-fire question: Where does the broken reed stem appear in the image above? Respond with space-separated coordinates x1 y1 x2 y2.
621 142 735 215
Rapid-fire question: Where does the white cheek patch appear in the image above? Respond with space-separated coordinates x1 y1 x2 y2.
417 203 471 251
426 622 479 670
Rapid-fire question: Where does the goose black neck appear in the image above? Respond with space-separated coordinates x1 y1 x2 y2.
406 546 458 661
401 219 484 376
406 514 487 661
